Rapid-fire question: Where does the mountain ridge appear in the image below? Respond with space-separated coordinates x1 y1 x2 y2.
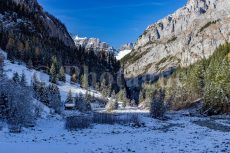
123 0 230 78
73 36 117 53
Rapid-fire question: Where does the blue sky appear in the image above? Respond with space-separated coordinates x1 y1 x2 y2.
38 0 187 48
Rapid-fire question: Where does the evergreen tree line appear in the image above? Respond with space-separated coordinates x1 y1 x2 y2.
140 43 230 115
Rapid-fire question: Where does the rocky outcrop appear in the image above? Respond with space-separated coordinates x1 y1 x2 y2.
119 43 134 51
124 0 230 78
73 36 116 53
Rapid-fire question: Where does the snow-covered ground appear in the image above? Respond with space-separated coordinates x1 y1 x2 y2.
2 52 102 102
1 50 230 153
0 111 230 153
116 50 132 60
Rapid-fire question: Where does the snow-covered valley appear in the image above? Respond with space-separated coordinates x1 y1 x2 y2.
1 49 230 153
0 111 230 153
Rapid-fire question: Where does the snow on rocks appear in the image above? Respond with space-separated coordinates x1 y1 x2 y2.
116 49 132 60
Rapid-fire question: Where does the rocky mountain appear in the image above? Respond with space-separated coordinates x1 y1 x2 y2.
73 36 117 53
0 0 77 67
2 0 75 47
123 0 230 78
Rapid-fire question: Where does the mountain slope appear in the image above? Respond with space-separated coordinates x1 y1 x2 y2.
123 0 230 78
0 0 120 80
0 0 75 48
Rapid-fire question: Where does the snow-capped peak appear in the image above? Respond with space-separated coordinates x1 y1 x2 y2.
73 35 117 53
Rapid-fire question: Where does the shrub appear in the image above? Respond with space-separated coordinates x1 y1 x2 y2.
65 116 91 130
75 93 92 112
150 89 166 119
92 113 116 124
92 113 143 127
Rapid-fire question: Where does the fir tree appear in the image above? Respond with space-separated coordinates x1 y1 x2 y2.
59 66 66 82
118 89 128 108
150 89 166 119
48 84 62 114
65 90 73 104
50 63 57 83
51 56 58 72
80 74 88 89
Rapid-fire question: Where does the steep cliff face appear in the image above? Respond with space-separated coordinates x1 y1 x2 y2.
124 0 230 78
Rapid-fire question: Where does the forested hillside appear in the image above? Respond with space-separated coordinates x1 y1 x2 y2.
0 0 121 84
140 43 230 115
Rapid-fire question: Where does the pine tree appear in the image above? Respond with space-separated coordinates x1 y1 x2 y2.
118 89 128 108
65 90 73 104
59 66 66 82
80 74 88 89
187 62 205 99
217 58 230 95
50 63 57 83
51 56 58 72
204 82 226 115
150 89 166 119
48 84 62 114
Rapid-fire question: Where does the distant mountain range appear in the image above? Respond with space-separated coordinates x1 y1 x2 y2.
73 36 117 53
73 35 134 60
